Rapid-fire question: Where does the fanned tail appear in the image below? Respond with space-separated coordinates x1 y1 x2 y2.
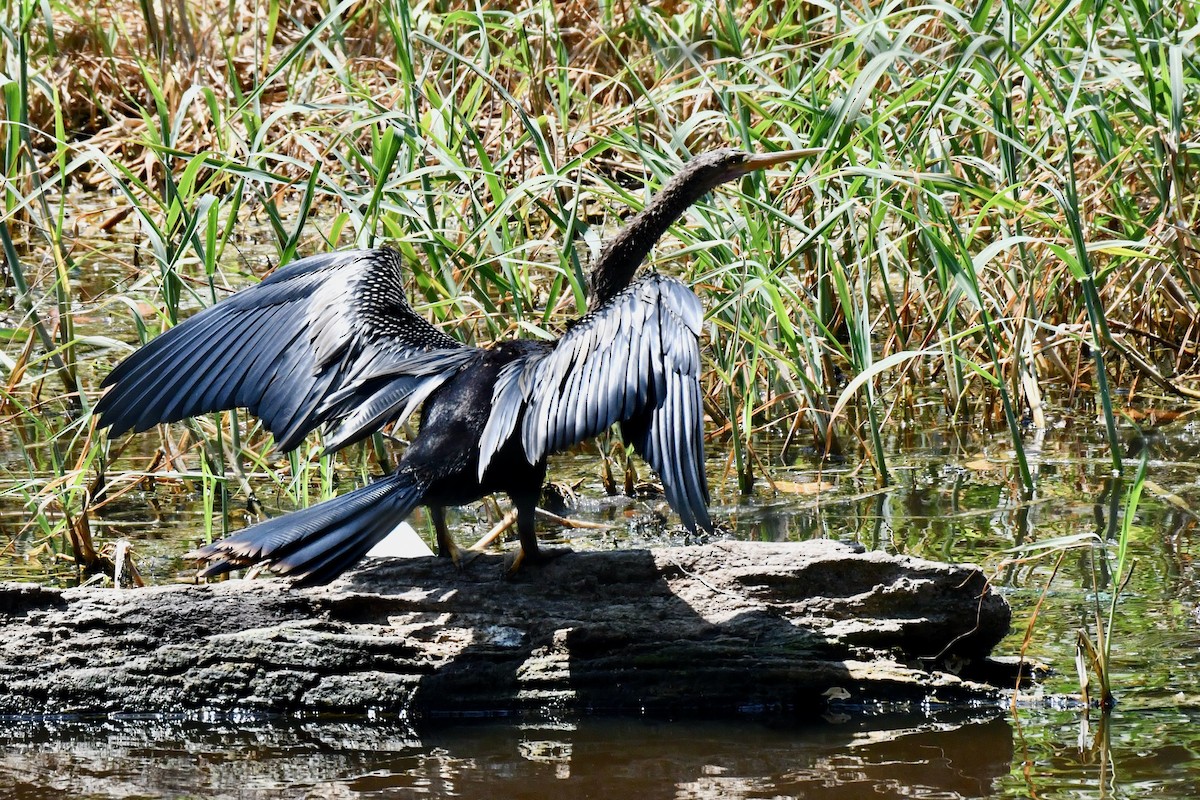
186 470 428 586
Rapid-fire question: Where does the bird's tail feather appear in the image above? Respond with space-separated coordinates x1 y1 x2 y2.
187 470 427 586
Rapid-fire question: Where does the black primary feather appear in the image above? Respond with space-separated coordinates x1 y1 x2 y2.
96 248 473 452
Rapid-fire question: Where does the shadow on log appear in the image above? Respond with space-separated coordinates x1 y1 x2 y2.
0 541 1015 718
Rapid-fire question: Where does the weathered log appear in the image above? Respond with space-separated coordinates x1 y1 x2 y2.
0 540 1014 717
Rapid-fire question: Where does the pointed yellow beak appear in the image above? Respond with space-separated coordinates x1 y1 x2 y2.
740 147 824 173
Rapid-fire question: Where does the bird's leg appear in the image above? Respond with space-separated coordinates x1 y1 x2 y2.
507 494 570 573
431 506 461 568
506 494 541 574
517 494 541 561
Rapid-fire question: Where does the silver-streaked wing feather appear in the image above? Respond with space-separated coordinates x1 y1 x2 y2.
479 273 710 531
619 308 708 532
96 248 478 452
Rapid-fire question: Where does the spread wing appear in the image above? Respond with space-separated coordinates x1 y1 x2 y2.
480 273 711 531
96 248 480 452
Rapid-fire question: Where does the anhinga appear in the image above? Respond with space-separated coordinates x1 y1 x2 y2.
95 147 815 585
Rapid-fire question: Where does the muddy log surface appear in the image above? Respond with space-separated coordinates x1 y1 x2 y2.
0 541 1014 718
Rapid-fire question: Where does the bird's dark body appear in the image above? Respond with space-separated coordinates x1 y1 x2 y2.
411 341 551 513
96 147 813 585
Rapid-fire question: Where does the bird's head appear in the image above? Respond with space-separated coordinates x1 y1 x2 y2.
674 146 823 196
587 143 823 307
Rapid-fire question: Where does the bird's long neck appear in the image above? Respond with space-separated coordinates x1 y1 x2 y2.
588 165 718 309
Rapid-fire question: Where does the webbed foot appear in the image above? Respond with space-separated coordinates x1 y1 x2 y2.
505 545 571 575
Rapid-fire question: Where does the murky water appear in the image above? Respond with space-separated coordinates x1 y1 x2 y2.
0 713 1014 799
2 707 1200 798
5 236 1200 797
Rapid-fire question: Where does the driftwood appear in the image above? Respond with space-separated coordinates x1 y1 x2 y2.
0 540 1014 718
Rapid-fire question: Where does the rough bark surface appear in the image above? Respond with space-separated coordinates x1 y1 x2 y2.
0 541 1013 717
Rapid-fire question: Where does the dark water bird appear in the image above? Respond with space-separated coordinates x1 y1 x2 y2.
95 146 816 585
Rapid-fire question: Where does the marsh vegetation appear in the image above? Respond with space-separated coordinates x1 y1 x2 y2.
1 0 1200 794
